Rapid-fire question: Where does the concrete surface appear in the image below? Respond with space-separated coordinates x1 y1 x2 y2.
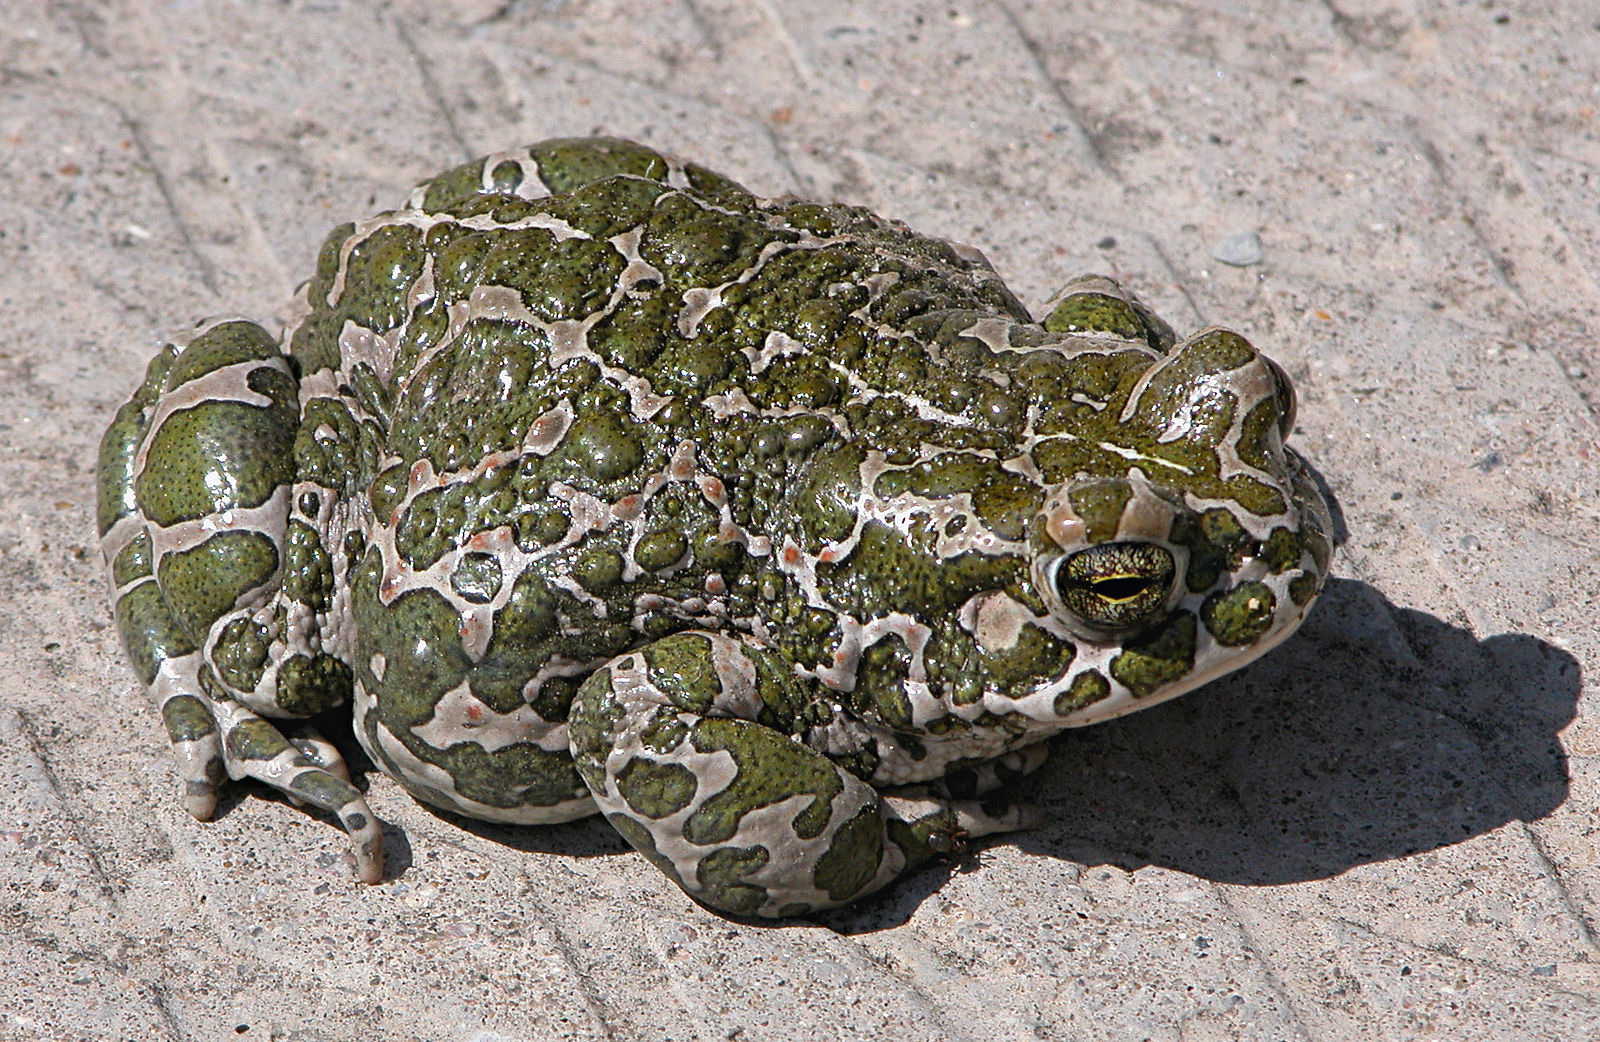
2 1 1598 1039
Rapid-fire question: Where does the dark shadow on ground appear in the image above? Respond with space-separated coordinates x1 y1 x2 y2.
415 802 630 860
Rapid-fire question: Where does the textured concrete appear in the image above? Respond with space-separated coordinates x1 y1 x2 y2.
2 1 1597 1039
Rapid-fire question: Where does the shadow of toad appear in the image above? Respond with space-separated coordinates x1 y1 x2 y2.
1007 576 1577 886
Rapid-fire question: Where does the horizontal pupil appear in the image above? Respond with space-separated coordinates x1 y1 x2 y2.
1088 576 1151 601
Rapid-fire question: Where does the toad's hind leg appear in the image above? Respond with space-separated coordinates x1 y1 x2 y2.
97 319 381 882
569 630 1028 918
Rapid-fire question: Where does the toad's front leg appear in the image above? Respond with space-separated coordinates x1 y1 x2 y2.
97 319 382 881
568 630 1027 918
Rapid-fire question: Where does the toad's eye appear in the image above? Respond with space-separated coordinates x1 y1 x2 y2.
1055 542 1176 632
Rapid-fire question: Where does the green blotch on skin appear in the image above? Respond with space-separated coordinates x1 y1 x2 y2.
980 624 1076 699
476 570 563 717
1289 572 1321 606
198 665 226 704
212 616 270 693
531 137 669 195
1201 581 1277 646
419 159 508 211
567 666 620 777
1224 476 1286 519
1031 433 1114 484
685 718 844 845
635 530 688 572
407 721 589 813
616 758 698 819
642 633 723 711
275 653 352 716
487 233 625 322
811 803 884 903
873 685 916 731
295 397 381 501
693 525 746 574
369 465 407 523
639 714 693 757
427 229 497 302
156 530 279 641
815 520 1021 624
1236 397 1283 473
516 510 572 551
549 175 668 240
1067 481 1134 545
226 718 291 762
875 453 1040 542
696 846 771 918
855 634 918 727
1182 327 1258 372
792 299 846 345
489 160 524 193
165 320 280 385
563 413 643 482
451 552 504 604
113 580 196 686
135 381 297 527
282 518 335 614
287 770 361 812
794 445 865 544
335 223 427 333
681 161 754 205
98 397 157 536
1054 670 1111 716
161 694 217 744
590 293 674 371
643 194 768 287
1173 507 1255 593
396 484 468 571
393 320 569 473
751 354 841 410
683 339 740 391
1043 291 1171 351
574 547 624 593
1261 527 1302 573
1109 612 1198 698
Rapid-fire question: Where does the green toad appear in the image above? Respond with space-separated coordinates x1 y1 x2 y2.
98 138 1332 917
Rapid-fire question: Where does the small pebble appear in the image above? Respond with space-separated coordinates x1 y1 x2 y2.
1211 230 1264 266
